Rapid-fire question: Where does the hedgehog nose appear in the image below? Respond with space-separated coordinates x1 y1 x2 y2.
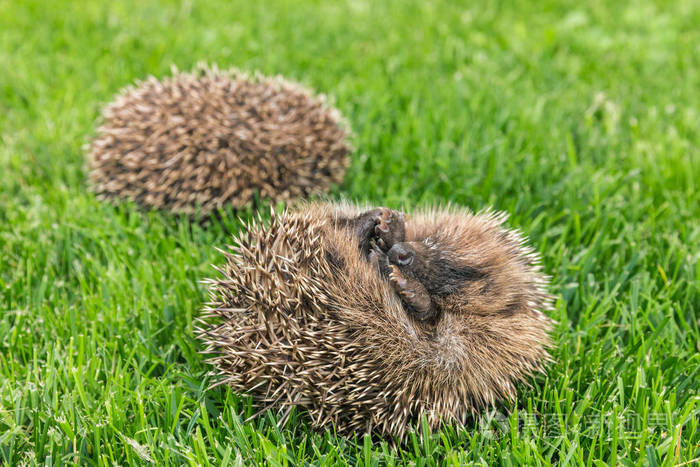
388 243 414 266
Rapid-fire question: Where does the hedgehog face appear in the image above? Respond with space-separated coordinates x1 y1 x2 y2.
380 240 490 323
354 207 532 325
387 241 484 294
346 207 479 323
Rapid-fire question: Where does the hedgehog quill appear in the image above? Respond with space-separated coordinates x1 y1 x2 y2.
87 65 350 216
197 202 553 440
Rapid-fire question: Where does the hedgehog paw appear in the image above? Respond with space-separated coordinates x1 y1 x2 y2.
353 207 406 256
388 265 437 322
373 208 406 252
369 244 391 277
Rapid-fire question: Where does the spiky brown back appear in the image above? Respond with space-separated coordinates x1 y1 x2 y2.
87 65 350 215
197 202 553 440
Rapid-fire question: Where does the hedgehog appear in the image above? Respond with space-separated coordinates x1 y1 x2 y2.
87 64 350 216
197 202 553 440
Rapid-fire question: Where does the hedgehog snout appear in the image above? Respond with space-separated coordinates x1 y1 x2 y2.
387 242 415 266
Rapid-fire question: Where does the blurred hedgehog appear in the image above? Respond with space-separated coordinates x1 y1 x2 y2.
87 65 350 216
197 202 553 440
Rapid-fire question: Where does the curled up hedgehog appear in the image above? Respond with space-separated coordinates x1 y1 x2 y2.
87 64 350 216
197 202 553 440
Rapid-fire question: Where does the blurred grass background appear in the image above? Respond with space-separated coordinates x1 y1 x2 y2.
1 0 699 464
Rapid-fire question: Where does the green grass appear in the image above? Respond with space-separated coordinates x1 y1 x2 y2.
1 0 699 464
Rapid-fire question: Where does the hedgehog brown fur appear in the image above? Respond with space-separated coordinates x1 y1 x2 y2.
197 202 553 440
87 65 350 216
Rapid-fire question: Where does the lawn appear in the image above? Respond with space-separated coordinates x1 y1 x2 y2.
1 0 699 464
